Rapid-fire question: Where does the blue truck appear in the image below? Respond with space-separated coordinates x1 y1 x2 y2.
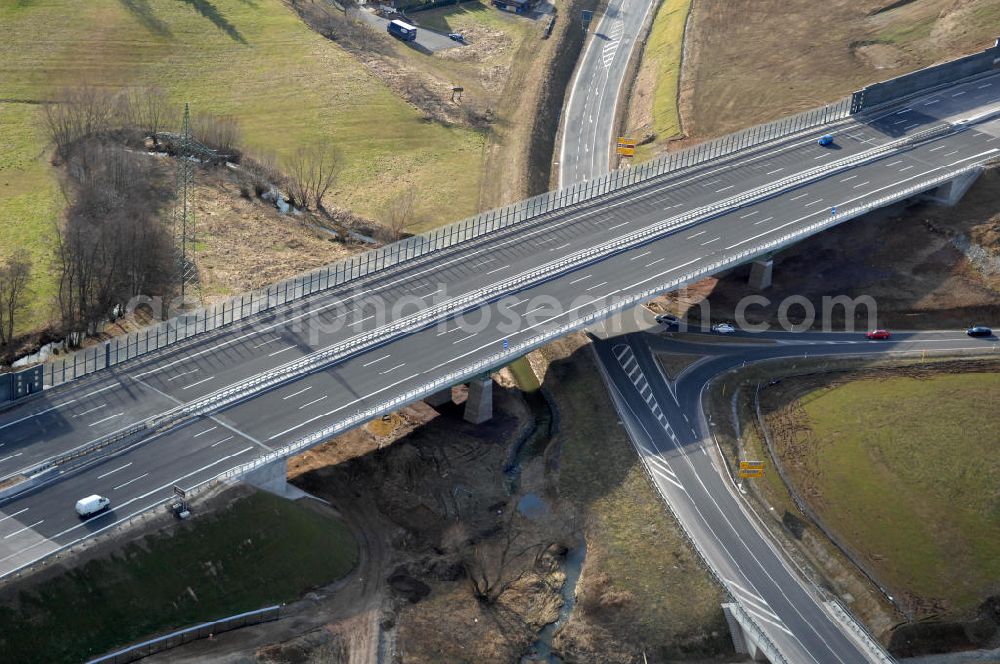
387 19 417 42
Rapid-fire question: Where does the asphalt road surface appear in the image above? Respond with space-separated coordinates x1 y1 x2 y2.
558 0 656 186
592 324 998 662
1 76 999 582
353 8 463 53
555 24 999 659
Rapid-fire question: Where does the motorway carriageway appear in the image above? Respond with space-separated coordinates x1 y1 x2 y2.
2 73 998 475
593 328 1000 662
0 77 998 578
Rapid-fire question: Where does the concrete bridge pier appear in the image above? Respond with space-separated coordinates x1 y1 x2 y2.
748 259 774 291
463 376 494 424
923 167 982 207
722 603 774 662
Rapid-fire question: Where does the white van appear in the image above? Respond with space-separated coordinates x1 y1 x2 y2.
75 494 111 518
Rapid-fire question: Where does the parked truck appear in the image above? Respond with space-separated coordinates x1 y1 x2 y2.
387 19 417 42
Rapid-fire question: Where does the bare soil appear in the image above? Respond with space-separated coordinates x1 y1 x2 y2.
154 334 732 663
676 0 1000 145
657 352 706 381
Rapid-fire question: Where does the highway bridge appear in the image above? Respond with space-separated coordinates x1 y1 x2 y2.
0 50 999 600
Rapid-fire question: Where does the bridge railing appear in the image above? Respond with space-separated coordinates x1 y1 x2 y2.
2 163 990 593
4 125 979 492
13 94 851 400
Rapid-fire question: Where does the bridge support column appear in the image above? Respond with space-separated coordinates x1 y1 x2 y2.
463 377 493 424
241 457 290 497
424 386 453 408
748 259 773 291
722 603 775 662
923 167 981 207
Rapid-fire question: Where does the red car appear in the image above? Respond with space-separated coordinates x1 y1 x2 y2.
866 329 891 340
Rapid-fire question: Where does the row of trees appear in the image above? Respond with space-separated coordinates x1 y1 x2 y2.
43 86 176 336
55 141 174 334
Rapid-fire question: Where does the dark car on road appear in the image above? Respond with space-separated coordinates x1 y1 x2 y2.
966 325 993 337
656 313 680 329
866 329 891 340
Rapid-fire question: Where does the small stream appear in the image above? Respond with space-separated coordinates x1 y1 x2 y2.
519 542 586 664
504 387 584 664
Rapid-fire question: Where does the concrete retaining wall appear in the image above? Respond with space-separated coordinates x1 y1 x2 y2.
851 38 1000 112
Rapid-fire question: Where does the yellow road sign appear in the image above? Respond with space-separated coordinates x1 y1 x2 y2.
740 460 765 470
617 137 637 157
739 468 764 478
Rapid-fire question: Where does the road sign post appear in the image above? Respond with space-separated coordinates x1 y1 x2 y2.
581 9 593 31
616 137 637 158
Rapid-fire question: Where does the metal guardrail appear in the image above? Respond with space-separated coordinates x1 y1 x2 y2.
600 353 791 662
1 126 979 494
87 604 282 664
827 599 896 664
223 164 993 484
0 162 989 595
5 121 957 490
16 96 851 396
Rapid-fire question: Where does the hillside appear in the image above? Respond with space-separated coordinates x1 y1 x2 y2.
0 0 486 332
625 0 1000 154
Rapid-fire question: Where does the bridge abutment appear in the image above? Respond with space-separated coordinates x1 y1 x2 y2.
722 603 774 662
241 457 290 497
923 167 982 207
463 377 493 424
748 259 774 291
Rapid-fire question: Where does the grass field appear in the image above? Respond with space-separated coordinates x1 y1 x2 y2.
0 490 356 664
775 372 1000 616
624 0 691 161
0 0 488 334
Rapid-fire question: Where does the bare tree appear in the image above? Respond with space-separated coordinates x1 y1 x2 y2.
462 515 546 604
0 250 32 348
234 151 282 199
43 86 119 163
121 86 173 142
56 142 173 334
284 143 340 211
191 113 241 157
379 186 418 240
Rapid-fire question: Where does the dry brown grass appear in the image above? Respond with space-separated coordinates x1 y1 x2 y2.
691 167 1000 331
190 172 362 301
536 334 732 662
677 0 1000 142
657 352 705 381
